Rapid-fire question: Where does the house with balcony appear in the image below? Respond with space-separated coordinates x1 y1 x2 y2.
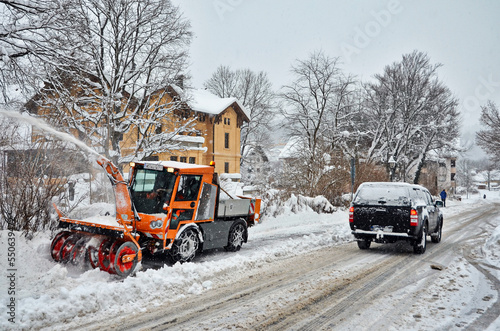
132 86 250 175
25 78 250 176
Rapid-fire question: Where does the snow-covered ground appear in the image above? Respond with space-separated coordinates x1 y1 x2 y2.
0 191 499 330
385 191 500 331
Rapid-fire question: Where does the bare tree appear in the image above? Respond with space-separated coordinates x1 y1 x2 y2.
476 101 500 163
279 51 357 199
0 118 80 236
204 66 276 164
0 0 69 106
455 158 475 199
20 0 193 165
204 66 240 99
363 50 461 183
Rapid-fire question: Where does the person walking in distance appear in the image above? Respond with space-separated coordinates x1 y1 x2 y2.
440 189 447 207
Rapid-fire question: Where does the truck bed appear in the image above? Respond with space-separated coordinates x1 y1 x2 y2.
217 198 252 218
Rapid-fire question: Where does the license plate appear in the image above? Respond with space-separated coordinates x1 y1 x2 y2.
144 163 164 171
371 225 393 232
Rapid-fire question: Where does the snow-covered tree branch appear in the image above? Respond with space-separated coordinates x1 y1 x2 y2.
6 0 193 166
204 65 276 165
476 100 500 164
363 50 460 183
279 51 357 198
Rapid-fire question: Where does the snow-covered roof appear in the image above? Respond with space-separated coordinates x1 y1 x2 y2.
169 135 207 152
243 145 269 162
220 173 242 180
171 85 250 121
171 135 204 144
426 149 457 162
139 160 212 170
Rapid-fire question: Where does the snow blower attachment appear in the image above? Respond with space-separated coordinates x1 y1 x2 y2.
51 156 261 277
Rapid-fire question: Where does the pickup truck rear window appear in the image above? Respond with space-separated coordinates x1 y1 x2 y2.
353 185 410 206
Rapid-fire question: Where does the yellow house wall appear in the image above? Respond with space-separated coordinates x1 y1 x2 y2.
115 92 243 175
31 84 244 177
212 107 241 174
120 91 175 158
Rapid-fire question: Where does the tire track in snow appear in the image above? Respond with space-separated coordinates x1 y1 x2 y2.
463 260 500 331
252 203 500 330
74 245 390 331
72 203 500 330
252 254 414 330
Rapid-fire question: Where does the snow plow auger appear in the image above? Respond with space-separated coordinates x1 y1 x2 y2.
51 155 261 277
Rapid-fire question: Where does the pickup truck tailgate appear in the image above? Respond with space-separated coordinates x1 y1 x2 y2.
352 205 411 233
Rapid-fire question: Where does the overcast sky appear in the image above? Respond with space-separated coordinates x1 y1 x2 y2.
173 0 500 157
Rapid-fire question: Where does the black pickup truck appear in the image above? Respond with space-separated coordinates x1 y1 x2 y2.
349 182 443 254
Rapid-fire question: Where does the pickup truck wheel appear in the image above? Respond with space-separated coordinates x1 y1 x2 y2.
413 223 427 254
225 222 247 252
169 228 199 263
357 239 371 250
431 219 442 243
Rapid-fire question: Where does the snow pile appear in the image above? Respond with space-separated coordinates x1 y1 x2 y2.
284 194 336 214
393 257 497 331
261 190 336 217
483 225 500 265
1 190 499 330
0 201 349 330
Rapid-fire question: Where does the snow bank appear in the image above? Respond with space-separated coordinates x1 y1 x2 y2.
0 201 349 330
0 190 499 330
261 191 336 217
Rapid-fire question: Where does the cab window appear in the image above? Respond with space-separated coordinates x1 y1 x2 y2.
131 168 176 214
175 175 202 201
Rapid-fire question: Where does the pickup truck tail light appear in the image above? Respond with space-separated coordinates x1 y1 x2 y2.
410 209 418 226
349 206 354 223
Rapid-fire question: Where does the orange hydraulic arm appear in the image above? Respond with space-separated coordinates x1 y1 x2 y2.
95 156 142 261
96 155 135 225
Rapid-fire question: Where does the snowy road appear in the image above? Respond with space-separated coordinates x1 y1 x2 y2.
1 196 500 330
82 201 500 330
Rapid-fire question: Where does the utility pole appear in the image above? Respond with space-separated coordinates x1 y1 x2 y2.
350 157 355 201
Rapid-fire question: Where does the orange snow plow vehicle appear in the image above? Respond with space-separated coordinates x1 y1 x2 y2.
50 155 261 277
